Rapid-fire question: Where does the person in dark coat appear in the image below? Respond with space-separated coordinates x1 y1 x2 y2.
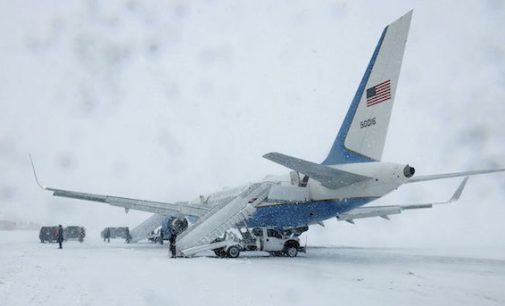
125 227 131 244
104 227 111 243
57 225 64 249
169 230 177 258
78 228 85 242
159 228 164 245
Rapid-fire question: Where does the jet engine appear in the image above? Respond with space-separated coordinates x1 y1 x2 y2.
403 164 415 178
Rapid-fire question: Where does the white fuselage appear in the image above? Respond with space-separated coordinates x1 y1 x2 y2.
189 162 409 207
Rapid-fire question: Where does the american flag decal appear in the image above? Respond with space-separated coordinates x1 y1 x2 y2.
366 80 391 107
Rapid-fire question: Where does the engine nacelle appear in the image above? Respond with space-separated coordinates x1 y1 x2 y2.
403 164 415 178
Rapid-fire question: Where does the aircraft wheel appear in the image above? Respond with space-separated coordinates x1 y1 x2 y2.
227 246 241 258
284 246 298 257
214 248 226 258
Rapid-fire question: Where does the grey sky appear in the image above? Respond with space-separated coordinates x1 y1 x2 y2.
1 0 504 247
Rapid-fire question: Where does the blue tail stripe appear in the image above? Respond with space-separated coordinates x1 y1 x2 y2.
322 26 389 165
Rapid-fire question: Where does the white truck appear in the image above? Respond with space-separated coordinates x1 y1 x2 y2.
212 227 306 258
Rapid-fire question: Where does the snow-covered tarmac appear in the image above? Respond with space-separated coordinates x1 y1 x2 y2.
1 230 504 306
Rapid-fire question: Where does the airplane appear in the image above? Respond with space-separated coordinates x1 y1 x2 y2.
31 11 505 257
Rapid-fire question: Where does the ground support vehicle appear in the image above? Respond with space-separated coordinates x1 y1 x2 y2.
64 226 86 242
210 227 306 258
39 226 59 243
101 227 132 243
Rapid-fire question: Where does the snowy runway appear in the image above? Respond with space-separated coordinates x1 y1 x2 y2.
1 231 504 306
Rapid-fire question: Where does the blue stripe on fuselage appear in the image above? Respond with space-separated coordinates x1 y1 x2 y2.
247 198 376 228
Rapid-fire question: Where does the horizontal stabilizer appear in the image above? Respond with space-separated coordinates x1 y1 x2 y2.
263 152 370 189
337 177 468 222
407 168 505 183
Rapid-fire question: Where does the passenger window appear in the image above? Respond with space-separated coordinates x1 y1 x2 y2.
252 228 263 237
267 229 282 239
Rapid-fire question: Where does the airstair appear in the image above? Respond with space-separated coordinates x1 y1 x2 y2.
129 214 165 243
176 183 271 257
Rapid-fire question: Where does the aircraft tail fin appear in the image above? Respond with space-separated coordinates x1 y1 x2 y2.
323 11 412 165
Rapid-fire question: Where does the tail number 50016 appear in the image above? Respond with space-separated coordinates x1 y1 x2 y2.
360 118 376 128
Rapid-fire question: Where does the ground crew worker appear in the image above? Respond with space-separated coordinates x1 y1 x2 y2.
104 227 111 243
125 227 131 243
169 230 177 258
57 225 64 249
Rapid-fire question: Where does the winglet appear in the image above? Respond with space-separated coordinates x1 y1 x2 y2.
449 177 469 202
399 176 469 210
29 154 47 190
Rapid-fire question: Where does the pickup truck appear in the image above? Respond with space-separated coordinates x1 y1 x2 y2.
213 227 305 258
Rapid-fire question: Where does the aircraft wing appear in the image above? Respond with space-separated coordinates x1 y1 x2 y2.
263 152 370 189
336 177 468 223
30 158 209 218
48 188 209 217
